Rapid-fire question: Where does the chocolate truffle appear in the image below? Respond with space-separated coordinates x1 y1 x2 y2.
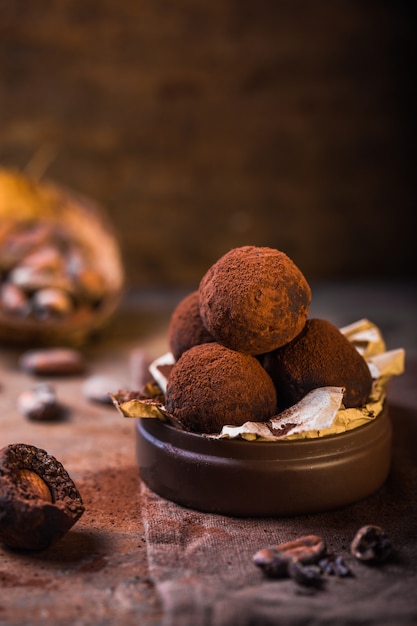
198 246 311 355
165 342 277 434
262 318 373 411
168 290 215 361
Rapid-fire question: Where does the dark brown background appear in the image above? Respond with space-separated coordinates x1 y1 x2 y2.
0 0 415 290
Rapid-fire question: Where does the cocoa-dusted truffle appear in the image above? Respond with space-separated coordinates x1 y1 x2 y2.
199 246 311 355
262 318 373 411
168 290 215 361
165 342 277 434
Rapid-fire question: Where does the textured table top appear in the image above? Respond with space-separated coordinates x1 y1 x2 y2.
0 281 416 626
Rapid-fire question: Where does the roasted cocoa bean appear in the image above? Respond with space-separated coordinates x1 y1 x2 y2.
17 383 63 421
19 348 86 376
32 288 74 319
0 282 30 316
0 222 54 271
253 534 326 578
9 265 74 293
351 525 392 564
19 246 64 273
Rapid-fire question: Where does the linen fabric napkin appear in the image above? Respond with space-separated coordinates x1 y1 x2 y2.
141 402 417 626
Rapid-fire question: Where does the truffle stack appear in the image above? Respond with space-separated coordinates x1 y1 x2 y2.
165 245 372 435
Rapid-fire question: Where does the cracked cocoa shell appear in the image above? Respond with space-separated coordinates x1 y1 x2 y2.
0 443 85 550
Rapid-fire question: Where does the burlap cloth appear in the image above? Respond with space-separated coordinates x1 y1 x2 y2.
140 399 417 626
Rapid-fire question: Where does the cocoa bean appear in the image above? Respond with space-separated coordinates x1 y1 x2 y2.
19 245 64 273
0 282 30 316
351 525 392 564
32 288 74 319
19 348 86 376
9 265 74 293
17 383 63 421
253 534 326 578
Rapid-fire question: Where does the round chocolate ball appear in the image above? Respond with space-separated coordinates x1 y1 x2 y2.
168 290 215 361
165 342 277 434
262 318 373 411
198 246 311 355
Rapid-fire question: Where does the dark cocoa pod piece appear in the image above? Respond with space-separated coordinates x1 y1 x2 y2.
0 443 85 550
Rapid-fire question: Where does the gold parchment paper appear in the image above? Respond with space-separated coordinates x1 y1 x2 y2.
114 319 405 441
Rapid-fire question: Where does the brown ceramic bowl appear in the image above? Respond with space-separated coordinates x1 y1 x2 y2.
135 405 392 517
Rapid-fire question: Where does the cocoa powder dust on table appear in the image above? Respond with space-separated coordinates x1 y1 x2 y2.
0 464 163 624
75 466 149 542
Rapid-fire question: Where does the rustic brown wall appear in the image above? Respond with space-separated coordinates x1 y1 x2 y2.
0 1 415 289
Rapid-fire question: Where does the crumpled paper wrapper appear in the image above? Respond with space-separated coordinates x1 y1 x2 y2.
112 319 405 441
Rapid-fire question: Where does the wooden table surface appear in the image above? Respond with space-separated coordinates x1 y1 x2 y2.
0 281 416 625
